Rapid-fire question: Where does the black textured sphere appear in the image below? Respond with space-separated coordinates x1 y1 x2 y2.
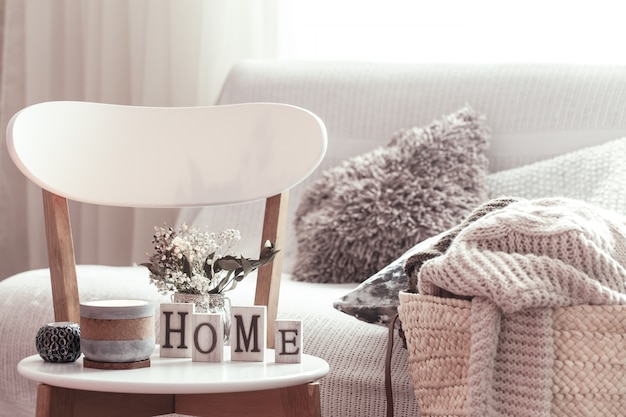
35 322 81 363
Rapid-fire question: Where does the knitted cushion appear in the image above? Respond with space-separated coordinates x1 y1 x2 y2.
293 106 489 283
487 136 626 209
334 137 626 325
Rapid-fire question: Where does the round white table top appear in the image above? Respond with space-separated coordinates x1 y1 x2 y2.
18 347 329 394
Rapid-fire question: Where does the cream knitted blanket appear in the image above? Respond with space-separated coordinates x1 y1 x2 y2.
413 197 626 417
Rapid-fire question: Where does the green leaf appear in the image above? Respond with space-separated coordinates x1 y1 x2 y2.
259 244 275 260
240 257 254 278
182 255 192 278
208 252 220 272
140 262 160 276
226 279 239 292
203 259 213 279
214 256 242 271
217 270 234 292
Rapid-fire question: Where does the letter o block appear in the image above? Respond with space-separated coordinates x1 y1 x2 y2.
192 313 223 362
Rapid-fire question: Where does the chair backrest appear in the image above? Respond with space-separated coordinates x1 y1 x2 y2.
7 101 327 347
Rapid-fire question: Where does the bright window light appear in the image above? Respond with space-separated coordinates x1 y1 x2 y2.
278 0 626 64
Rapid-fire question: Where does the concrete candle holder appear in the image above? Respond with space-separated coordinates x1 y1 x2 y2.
79 299 155 369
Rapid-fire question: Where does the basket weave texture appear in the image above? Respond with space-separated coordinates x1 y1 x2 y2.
398 291 626 417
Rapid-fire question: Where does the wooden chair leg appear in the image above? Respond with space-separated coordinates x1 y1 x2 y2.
256 191 289 349
175 382 322 417
42 190 80 324
36 384 76 417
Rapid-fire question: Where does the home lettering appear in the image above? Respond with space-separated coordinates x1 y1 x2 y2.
194 322 217 353
159 304 302 363
274 319 302 363
278 329 299 354
162 311 189 349
192 312 223 362
234 314 261 353
231 305 266 362
160 303 194 358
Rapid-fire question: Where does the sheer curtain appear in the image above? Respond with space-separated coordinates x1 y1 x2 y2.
0 0 278 279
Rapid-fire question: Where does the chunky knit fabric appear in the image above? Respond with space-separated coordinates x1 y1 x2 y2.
413 197 626 417
405 196 521 293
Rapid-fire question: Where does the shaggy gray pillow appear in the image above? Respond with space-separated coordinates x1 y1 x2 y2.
292 106 490 283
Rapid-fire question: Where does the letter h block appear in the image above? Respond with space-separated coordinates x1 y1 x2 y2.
231 305 266 362
160 303 193 358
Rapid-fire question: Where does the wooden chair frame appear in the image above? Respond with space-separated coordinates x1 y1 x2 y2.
8 101 327 417
37 190 323 417
43 190 288 350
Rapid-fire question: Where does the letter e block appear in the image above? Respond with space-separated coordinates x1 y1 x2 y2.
160 303 193 358
231 306 266 362
192 313 223 362
275 320 302 363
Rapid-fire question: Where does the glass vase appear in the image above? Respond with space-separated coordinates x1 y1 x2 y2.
171 292 231 344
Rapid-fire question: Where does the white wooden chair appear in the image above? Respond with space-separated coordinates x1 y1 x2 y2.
7 101 327 417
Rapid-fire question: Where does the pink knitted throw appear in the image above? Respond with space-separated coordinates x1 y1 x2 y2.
416 197 626 417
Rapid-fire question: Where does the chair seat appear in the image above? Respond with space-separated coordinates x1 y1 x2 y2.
18 348 329 394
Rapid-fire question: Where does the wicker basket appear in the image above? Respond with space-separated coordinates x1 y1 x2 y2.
398 291 626 417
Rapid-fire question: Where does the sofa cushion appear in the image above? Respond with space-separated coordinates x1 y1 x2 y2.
334 136 626 325
292 106 490 283
332 233 441 325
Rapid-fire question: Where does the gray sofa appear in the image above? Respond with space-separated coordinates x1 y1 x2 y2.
1 61 626 417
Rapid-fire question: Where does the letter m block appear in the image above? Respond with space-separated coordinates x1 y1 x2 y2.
231 305 266 362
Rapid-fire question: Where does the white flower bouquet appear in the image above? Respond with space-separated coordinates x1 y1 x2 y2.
142 224 277 295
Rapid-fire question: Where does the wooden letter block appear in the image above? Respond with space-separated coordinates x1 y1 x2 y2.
192 313 223 362
159 303 193 358
275 320 302 363
231 306 266 362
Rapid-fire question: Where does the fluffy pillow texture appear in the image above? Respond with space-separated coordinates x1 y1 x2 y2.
335 136 626 325
293 106 490 283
